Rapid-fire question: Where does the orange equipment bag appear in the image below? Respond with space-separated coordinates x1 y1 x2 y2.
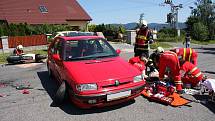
142 82 190 107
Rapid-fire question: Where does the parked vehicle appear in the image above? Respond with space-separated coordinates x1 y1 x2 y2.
53 31 94 38
47 35 146 108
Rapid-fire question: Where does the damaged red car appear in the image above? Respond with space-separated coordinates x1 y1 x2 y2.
47 35 145 108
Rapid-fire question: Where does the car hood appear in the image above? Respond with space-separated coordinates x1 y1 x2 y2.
64 57 140 84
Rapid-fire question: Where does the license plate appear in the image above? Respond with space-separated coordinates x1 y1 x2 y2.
107 90 131 101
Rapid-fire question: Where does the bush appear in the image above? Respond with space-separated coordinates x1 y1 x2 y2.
192 22 209 41
0 23 73 36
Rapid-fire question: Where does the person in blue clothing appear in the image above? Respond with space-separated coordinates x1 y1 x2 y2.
184 33 191 48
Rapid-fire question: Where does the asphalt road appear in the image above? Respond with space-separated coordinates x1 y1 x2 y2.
0 42 215 121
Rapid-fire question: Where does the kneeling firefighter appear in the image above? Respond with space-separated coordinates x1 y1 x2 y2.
155 50 183 94
179 59 203 87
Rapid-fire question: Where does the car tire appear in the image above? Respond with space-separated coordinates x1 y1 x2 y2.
7 55 21 64
53 81 67 105
35 54 47 62
47 65 53 78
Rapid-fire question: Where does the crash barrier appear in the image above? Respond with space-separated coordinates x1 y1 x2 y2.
0 38 2 49
8 35 47 48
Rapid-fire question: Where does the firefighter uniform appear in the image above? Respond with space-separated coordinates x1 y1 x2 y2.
172 48 198 66
134 26 150 57
158 51 183 92
129 56 146 72
180 61 203 87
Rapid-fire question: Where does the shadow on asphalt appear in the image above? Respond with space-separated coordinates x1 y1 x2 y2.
193 95 215 114
37 71 135 115
193 47 215 55
202 71 215 75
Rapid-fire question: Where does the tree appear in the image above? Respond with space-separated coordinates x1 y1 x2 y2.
88 24 97 32
186 0 215 40
192 22 209 41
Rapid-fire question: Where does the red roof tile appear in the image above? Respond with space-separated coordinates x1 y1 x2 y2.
0 0 92 24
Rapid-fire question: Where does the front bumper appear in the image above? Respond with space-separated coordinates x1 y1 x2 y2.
68 84 145 109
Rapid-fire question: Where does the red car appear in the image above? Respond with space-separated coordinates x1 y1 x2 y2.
47 35 145 108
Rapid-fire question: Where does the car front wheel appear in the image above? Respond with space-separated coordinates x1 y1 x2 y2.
53 81 67 105
47 65 53 78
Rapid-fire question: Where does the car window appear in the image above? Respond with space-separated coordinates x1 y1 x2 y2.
51 38 63 57
64 38 117 61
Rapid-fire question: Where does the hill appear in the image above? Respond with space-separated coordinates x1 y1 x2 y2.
123 22 187 30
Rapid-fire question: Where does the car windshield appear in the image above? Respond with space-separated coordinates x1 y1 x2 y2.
64 38 118 61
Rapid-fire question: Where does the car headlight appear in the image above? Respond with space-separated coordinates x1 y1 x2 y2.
133 75 143 83
76 83 98 92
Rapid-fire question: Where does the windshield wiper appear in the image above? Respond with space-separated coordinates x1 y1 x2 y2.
95 54 116 58
66 56 98 61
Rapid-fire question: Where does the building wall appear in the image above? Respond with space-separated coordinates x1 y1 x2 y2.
67 21 89 31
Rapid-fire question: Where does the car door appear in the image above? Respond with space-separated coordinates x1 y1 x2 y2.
50 38 64 82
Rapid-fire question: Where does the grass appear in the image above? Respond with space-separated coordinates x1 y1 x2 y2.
0 53 10 64
150 42 173 49
29 49 48 55
192 40 215 45
0 49 48 64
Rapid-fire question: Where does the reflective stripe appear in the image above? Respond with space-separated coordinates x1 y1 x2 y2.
136 48 149 50
175 80 183 84
183 48 186 60
175 80 182 83
194 72 202 78
175 82 183 85
188 48 192 61
190 67 197 73
137 35 147 40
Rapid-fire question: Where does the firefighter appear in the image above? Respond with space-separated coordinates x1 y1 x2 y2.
13 45 24 55
155 51 183 94
170 48 198 66
129 54 148 78
179 59 203 88
149 46 165 70
134 20 151 57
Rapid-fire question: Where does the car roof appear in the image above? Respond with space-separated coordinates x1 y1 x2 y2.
57 36 104 41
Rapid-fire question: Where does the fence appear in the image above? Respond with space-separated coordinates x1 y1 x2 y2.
0 35 48 53
8 35 47 48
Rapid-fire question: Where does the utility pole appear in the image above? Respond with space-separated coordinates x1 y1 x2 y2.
139 13 144 25
164 0 182 36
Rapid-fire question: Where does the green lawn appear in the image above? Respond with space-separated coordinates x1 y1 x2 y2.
150 42 173 49
0 49 47 64
0 53 10 64
192 40 215 45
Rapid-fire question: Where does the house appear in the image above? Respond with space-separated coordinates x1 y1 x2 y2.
0 0 92 30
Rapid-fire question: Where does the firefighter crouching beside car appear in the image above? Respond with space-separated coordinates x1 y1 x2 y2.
155 50 183 94
129 54 148 79
134 20 151 57
13 45 24 55
179 59 203 88
170 48 198 66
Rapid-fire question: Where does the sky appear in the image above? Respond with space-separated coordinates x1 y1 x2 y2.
77 0 213 24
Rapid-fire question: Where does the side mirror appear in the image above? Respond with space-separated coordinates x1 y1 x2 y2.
52 54 60 61
116 49 121 54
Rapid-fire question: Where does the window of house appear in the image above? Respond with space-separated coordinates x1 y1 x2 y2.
39 5 48 13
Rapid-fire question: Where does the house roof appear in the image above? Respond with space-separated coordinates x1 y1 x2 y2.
0 0 92 24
